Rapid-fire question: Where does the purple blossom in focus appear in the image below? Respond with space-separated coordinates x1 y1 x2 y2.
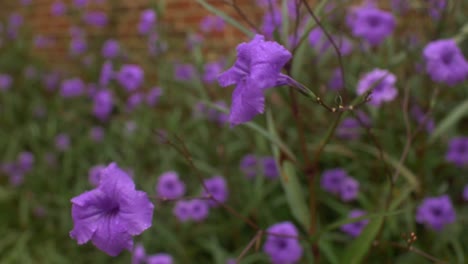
357 69 398 106
347 6 395 46
138 9 157 35
146 254 173 264
240 154 258 178
55 133 71 151
218 35 292 125
156 171 186 199
202 176 228 207
93 89 113 121
200 15 225 33
321 168 359 202
262 157 279 179
117 65 144 92
101 39 120 59
263 222 303 264
88 164 106 187
146 87 163 106
445 137 468 167
174 64 195 81
0 74 12 91
416 195 456 231
340 210 369 237
70 163 154 256
51 1 66 16
60 78 85 98
423 39 468 86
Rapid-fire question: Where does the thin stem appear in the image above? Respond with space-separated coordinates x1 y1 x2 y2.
235 231 263 264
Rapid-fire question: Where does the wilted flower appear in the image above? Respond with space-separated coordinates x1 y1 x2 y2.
445 137 468 167
101 39 120 59
218 35 292 125
347 6 395 46
61 78 85 98
340 210 369 237
203 176 228 206
156 171 186 199
416 195 456 231
263 222 303 264
357 69 398 106
117 65 144 92
423 39 468 86
138 9 157 35
70 163 154 256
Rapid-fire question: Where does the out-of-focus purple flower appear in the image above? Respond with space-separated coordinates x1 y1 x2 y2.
445 137 468 167
263 222 303 264
101 39 120 59
328 68 343 90
74 0 87 8
146 87 163 106
43 71 61 91
340 210 369 237
261 9 282 38
309 28 353 56
51 1 66 16
203 176 228 207
321 168 359 202
336 111 371 140
203 61 224 84
174 64 195 81
429 0 446 19
156 171 186 199
90 126 105 142
347 6 395 46
8 13 23 28
0 74 12 91
391 0 409 14
146 253 173 264
99 61 114 86
357 69 397 106
463 185 468 202
138 9 157 35
60 78 85 98
173 200 191 222
34 35 54 48
83 11 107 27
240 154 258 178
88 164 106 187
186 33 203 50
340 177 359 202
93 89 113 121
55 133 71 151
132 243 146 264
126 93 144 111
21 0 32 6
173 199 209 222
423 39 468 86
410 105 435 133
218 35 292 126
200 15 225 32
70 163 154 256
262 157 279 179
204 101 229 125
70 38 87 56
416 195 456 231
117 65 144 92
18 152 34 171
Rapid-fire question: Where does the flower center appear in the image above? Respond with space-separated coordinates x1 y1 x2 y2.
431 207 442 217
276 239 288 250
367 16 381 27
441 51 454 65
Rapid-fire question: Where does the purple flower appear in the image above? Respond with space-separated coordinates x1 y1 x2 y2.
55 133 70 151
101 39 120 59
328 68 344 91
410 105 435 133
357 69 398 106
309 28 353 56
117 65 144 92
70 163 154 256
156 171 186 199
218 35 292 125
132 243 146 264
90 126 105 142
61 78 85 98
88 165 106 187
126 93 144 111
340 210 369 237
203 61 224 84
0 74 12 91
146 87 163 106
173 200 209 222
146 254 173 264
423 39 468 86
321 168 359 202
43 71 60 91
416 195 456 231
240 154 258 178
336 111 371 140
203 176 228 206
463 185 468 202
174 64 195 81
138 9 157 35
21 0 32 6
173 200 192 222
340 177 359 202
204 101 229 125
261 9 282 38
93 89 113 121
347 6 395 46
83 11 107 27
263 222 303 264
99 61 114 86
186 33 203 50
200 15 225 33
51 1 66 16
262 157 279 179
74 0 87 8
445 137 468 167
428 0 446 19
18 151 34 171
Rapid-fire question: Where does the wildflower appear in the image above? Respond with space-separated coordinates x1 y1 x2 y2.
70 163 154 256
174 63 195 81
117 65 144 92
416 195 456 231
203 176 228 206
463 185 468 202
309 28 353 56
445 137 468 167
127 93 144 111
263 222 303 264
90 126 105 142
340 210 369 237
93 89 113 121
321 168 359 202
51 1 66 16
88 165 106 187
101 39 120 59
218 35 292 125
347 6 395 46
55 133 71 151
261 9 281 38
138 9 157 35
173 200 209 222
262 157 279 179
0 74 12 91
340 177 359 202
173 200 191 222
200 15 225 33
423 39 468 86
69 37 87 56
99 61 114 86
132 243 146 264
83 11 107 27
203 61 224 84
60 78 85 98
146 253 173 264
240 154 258 178
357 69 398 106
43 71 60 91
428 0 446 19
410 105 435 133
336 111 371 140
146 87 163 106
156 171 186 199
328 68 344 91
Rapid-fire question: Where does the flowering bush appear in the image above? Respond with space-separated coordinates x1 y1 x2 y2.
1 0 468 263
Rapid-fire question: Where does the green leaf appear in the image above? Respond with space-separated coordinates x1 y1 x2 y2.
429 99 468 144
340 216 384 264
